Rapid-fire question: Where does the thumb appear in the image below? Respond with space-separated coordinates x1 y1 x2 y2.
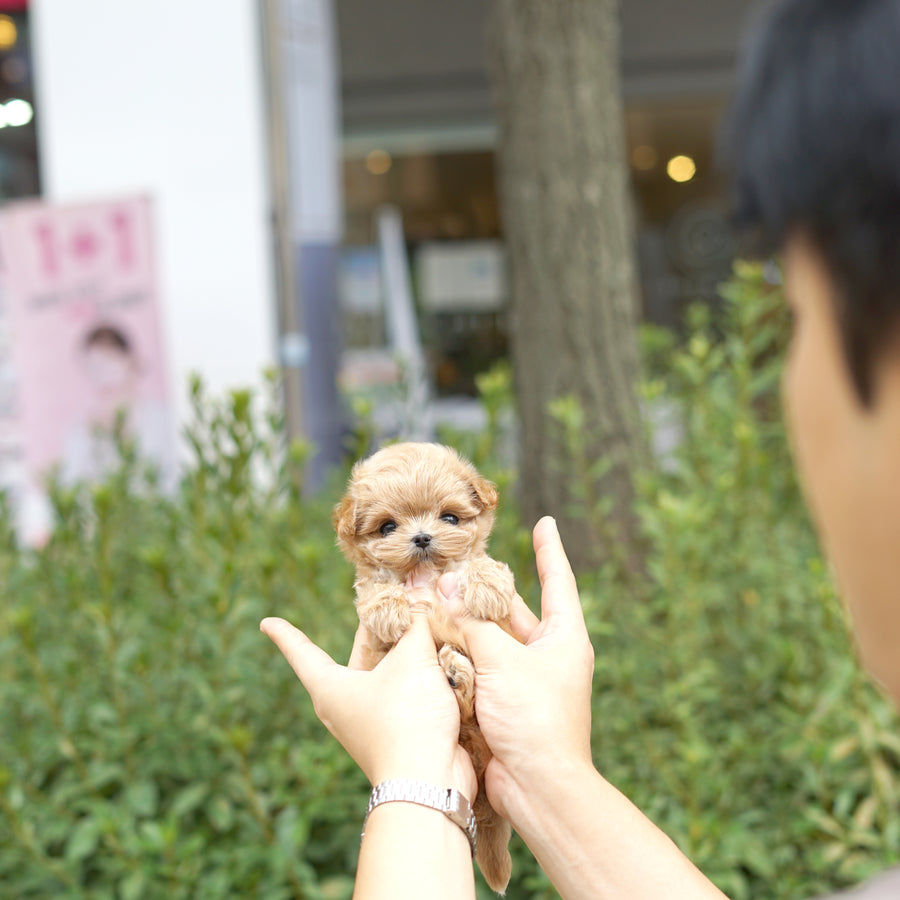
390 601 439 662
533 516 584 630
260 617 339 697
437 573 518 668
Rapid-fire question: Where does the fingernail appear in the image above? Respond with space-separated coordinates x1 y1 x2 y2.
407 567 433 589
437 572 460 603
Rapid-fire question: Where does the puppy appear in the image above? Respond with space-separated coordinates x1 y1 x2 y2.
333 442 518 893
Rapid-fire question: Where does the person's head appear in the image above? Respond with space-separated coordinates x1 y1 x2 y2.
81 324 138 404
726 0 900 700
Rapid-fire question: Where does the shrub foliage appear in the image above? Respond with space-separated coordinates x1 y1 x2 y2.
2 267 899 899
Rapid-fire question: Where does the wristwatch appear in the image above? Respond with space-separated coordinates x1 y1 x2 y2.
362 778 478 857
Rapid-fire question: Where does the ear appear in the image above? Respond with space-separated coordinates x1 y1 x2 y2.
469 474 499 512
332 494 358 545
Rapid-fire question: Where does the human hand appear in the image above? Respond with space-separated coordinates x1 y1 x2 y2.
260 575 476 800
438 516 595 822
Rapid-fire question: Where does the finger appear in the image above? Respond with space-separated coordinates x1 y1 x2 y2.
347 622 378 670
436 575 521 666
406 576 438 608
260 617 340 695
403 578 442 649
533 517 584 627
389 602 439 662
456 616 520 669
508 593 540 643
407 567 436 590
437 571 460 605
437 573 538 641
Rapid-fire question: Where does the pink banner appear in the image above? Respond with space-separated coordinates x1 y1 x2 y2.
0 196 174 542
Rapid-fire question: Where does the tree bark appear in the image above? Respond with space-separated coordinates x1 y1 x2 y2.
488 0 646 572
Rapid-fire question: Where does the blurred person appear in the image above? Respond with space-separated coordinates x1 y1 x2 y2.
61 323 174 487
261 0 900 898
16 323 176 547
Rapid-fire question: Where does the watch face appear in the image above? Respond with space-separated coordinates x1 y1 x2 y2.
444 789 477 847
444 788 465 822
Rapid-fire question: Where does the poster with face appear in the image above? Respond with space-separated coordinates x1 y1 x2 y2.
0 195 175 544
0 236 24 510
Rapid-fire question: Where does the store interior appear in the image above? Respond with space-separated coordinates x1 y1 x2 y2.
339 97 735 400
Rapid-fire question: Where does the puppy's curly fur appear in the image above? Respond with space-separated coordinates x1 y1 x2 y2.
333 442 517 893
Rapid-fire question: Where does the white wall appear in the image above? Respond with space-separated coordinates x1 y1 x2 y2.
30 0 278 425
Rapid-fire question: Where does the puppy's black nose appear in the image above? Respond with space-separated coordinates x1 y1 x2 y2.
412 532 432 549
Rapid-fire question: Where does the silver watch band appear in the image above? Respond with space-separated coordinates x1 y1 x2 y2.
362 778 478 857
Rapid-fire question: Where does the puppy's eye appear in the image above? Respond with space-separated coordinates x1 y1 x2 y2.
379 520 397 536
440 513 460 526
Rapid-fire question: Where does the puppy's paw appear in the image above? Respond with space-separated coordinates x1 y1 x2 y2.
356 585 411 646
463 562 515 622
439 645 475 721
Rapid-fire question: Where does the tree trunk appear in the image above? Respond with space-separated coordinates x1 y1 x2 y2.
488 0 646 573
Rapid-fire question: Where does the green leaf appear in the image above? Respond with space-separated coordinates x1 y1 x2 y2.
65 818 101 863
125 780 159 818
206 796 235 833
170 782 209 819
87 761 126 791
119 870 147 900
138 821 167 851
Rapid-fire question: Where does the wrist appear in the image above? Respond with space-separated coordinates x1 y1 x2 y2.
363 778 478 858
499 754 599 829
371 760 473 799
356 783 478 899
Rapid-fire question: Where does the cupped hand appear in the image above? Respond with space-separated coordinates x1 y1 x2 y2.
438 516 595 820
261 578 476 800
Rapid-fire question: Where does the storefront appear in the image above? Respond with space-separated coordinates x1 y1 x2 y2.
335 0 760 401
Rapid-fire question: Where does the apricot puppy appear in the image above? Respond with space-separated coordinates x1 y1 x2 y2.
333 442 517 893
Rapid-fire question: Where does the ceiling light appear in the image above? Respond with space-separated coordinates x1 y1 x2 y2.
666 155 696 183
365 149 392 175
4 98 33 127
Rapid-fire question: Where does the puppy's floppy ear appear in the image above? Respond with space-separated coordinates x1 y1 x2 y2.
332 494 359 545
468 474 499 512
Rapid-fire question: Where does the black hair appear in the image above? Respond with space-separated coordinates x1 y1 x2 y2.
723 0 900 404
83 324 132 355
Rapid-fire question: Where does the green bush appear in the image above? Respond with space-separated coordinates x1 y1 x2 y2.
0 377 368 900
2 267 899 899
583 265 900 900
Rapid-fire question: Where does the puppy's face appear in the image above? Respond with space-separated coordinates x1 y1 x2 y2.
333 443 498 575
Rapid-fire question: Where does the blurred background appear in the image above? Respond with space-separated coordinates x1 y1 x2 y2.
0 0 762 496
6 5 900 900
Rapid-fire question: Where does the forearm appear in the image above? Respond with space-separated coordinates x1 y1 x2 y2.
354 801 476 900
505 761 728 900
